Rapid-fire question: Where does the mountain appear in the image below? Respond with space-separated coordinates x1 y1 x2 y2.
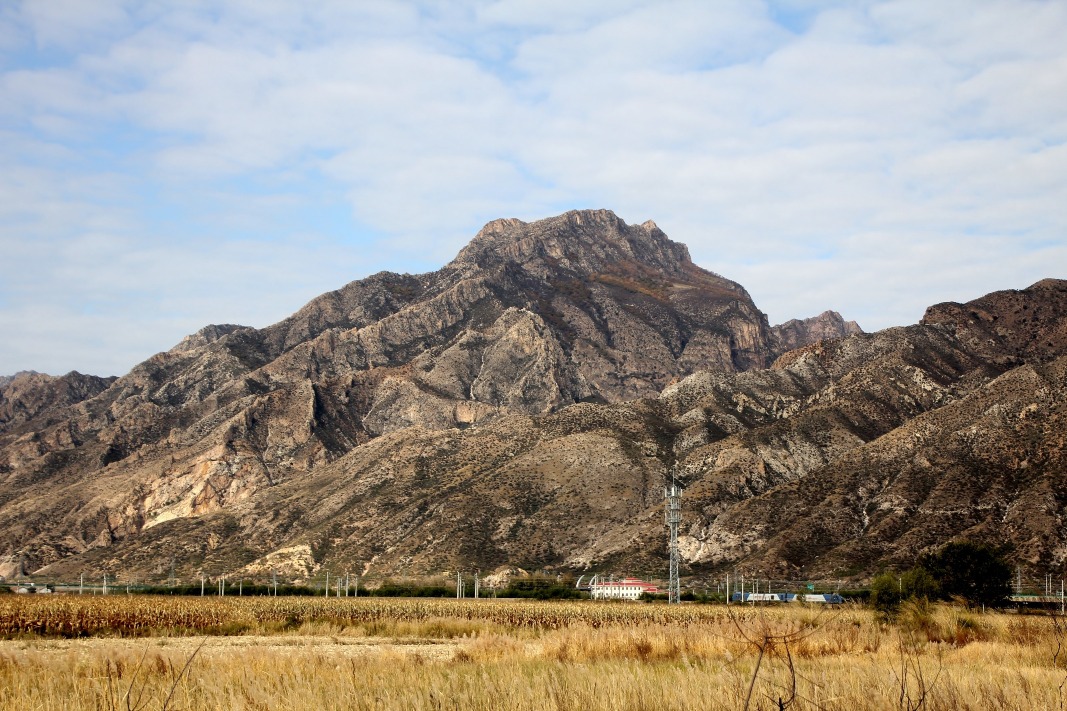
0 210 860 581
5 211 1063 585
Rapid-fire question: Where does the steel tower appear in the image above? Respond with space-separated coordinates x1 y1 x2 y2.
664 479 682 604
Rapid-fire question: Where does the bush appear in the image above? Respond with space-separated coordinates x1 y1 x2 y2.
870 566 940 615
920 542 1012 608
838 587 871 603
870 572 903 614
135 583 320 596
372 584 453 597
900 566 941 600
869 543 1009 613
898 597 937 639
498 584 584 600
500 576 585 600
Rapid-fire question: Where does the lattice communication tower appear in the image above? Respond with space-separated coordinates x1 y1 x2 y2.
664 473 682 604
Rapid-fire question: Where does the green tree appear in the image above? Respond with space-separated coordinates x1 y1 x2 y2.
900 566 940 600
921 541 1012 608
869 572 903 614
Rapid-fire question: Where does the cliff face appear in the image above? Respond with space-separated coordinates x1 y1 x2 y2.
0 210 862 579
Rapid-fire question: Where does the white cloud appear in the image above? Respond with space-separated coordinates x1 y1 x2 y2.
17 0 133 51
511 1 788 75
478 0 648 32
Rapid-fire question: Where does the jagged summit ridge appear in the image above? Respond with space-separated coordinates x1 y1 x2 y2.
169 324 249 354
455 209 697 278
771 310 863 355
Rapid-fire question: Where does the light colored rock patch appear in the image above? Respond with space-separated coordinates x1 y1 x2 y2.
237 544 319 578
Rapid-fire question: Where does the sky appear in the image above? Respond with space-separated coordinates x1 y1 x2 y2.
1 0 1065 377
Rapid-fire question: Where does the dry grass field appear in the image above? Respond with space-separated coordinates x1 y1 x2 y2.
0 595 1065 710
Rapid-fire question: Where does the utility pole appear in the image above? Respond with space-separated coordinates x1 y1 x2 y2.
474 572 480 599
664 475 682 604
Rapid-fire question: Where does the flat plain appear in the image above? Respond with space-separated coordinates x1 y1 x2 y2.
0 595 1064 710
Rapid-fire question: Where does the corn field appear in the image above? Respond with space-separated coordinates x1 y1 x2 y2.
0 595 777 638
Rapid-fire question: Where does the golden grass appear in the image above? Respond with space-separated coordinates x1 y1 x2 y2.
0 597 1065 710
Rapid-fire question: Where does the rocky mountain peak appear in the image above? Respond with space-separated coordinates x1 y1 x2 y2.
169 324 249 354
771 310 863 354
0 371 35 389
453 209 694 278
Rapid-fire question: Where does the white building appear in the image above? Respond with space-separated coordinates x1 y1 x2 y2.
589 577 660 600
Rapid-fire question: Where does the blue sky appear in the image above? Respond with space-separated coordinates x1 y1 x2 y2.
1 0 1065 377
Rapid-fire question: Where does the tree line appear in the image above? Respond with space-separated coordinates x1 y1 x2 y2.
870 541 1013 613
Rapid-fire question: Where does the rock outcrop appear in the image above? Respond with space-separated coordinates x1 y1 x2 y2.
0 371 116 435
771 310 862 353
921 278 1067 364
